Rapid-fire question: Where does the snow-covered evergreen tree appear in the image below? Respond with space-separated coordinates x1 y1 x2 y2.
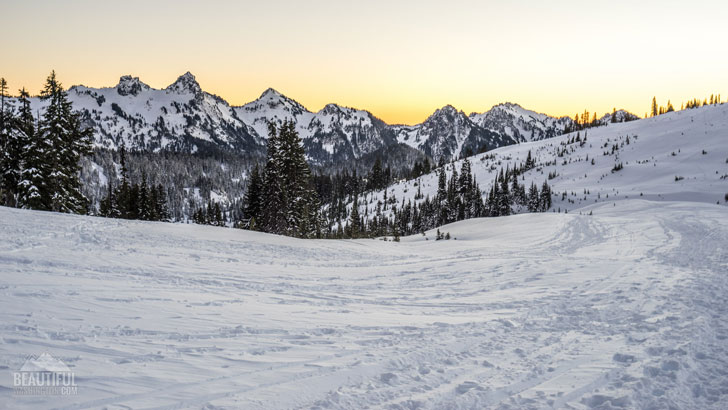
36 71 92 213
16 88 49 210
528 182 540 212
260 122 288 234
540 181 552 211
1 79 21 207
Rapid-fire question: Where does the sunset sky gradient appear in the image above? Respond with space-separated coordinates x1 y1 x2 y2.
2 0 726 124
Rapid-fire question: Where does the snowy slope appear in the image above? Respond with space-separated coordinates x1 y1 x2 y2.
1 199 727 409
352 103 728 220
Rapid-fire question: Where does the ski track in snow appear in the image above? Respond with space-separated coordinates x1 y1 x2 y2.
0 200 727 409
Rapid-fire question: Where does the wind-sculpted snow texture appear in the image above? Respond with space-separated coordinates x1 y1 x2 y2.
1 199 727 409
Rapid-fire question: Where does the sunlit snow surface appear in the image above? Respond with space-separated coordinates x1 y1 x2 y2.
0 198 726 409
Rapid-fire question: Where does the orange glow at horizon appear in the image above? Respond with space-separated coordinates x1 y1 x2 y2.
1 0 726 125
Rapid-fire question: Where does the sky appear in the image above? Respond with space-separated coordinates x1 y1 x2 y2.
1 0 726 125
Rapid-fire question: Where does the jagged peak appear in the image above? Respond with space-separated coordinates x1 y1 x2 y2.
259 87 283 99
494 102 523 109
166 71 201 94
320 103 344 115
427 104 464 121
242 87 310 114
474 102 556 122
116 75 150 96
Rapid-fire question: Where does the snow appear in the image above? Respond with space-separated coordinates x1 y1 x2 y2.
1 197 727 409
17 73 257 153
392 105 481 160
470 102 573 143
355 103 728 221
89 161 107 187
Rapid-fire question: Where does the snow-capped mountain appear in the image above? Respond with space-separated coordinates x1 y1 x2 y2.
303 103 397 164
25 73 264 155
394 105 513 161
235 88 313 142
469 102 574 143
234 90 396 164
12 72 587 164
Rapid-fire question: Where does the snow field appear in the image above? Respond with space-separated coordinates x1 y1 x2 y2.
0 199 726 409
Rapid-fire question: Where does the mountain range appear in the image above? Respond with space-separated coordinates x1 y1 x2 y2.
16 72 635 165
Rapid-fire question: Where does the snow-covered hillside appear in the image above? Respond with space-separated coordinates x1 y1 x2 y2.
353 103 728 220
1 199 726 409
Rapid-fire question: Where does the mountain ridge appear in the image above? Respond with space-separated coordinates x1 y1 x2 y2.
9 72 639 164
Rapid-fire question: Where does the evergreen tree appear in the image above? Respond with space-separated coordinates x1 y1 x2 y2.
114 145 130 217
154 184 170 221
258 121 319 237
467 179 483 218
666 100 674 113
0 77 13 205
127 182 140 220
511 176 526 207
99 181 119 217
497 173 512 216
527 182 540 212
279 120 312 236
260 123 287 233
651 96 658 117
243 163 263 228
525 150 534 169
458 158 472 196
213 202 224 226
37 71 92 213
1 81 22 207
436 167 449 225
349 194 360 238
369 157 384 190
138 171 151 220
540 181 552 211
16 89 49 210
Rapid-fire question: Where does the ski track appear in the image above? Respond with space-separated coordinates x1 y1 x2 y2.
0 200 726 409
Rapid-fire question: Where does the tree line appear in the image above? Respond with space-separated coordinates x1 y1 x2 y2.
312 156 433 228
304 150 552 239
98 145 170 221
0 72 92 213
338 153 553 239
651 94 723 117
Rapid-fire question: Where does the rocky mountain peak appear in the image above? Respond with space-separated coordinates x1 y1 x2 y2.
116 75 150 96
166 71 201 95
